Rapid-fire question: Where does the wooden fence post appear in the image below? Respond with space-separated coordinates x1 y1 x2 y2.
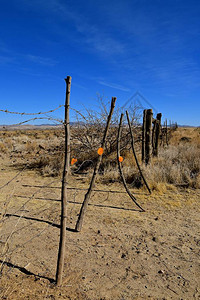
145 109 153 165
153 113 162 157
152 119 156 155
56 76 71 286
165 119 168 145
75 97 116 232
142 110 147 163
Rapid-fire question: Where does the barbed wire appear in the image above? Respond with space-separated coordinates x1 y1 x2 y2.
0 165 28 190
13 179 61 216
8 117 64 126
0 177 62 273
0 105 64 116
0 204 58 273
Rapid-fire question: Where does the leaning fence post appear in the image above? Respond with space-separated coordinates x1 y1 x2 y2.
56 76 71 286
145 109 153 165
142 109 147 163
75 97 116 232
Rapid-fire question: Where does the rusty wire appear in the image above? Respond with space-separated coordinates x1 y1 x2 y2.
0 105 64 116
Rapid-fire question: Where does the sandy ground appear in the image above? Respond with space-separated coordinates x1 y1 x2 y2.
0 158 199 300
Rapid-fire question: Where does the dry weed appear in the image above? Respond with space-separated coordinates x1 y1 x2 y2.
145 144 200 189
0 127 199 190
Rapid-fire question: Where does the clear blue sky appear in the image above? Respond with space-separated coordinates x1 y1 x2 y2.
0 0 200 126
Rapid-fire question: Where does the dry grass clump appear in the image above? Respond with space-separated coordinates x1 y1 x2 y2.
169 127 200 145
27 154 64 177
0 128 63 155
145 144 200 189
98 139 200 190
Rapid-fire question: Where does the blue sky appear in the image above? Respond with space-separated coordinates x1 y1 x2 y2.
0 0 200 125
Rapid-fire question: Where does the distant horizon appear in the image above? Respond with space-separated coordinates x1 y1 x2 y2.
0 121 199 129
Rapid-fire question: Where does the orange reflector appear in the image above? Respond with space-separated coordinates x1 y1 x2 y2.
119 156 123 162
71 158 77 165
97 147 104 155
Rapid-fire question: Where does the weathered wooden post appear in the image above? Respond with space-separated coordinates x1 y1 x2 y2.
56 76 71 286
153 113 162 157
165 118 168 145
152 119 156 155
142 109 147 163
75 97 116 232
145 109 153 165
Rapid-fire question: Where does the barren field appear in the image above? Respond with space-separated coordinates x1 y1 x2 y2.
0 127 199 299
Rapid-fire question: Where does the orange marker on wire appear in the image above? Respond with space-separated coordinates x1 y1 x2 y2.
97 147 104 155
71 158 77 165
118 156 123 162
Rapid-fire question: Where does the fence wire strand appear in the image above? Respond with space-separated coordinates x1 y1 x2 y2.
9 117 64 126
0 105 64 116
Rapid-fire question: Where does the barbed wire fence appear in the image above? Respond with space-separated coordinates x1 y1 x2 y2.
0 99 69 289
0 76 177 290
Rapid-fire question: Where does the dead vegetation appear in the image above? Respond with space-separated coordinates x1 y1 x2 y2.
0 126 199 190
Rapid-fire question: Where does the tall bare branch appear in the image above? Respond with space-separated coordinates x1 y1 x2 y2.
75 97 117 232
117 113 145 212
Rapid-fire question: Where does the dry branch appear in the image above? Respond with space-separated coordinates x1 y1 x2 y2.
117 113 145 212
126 111 151 194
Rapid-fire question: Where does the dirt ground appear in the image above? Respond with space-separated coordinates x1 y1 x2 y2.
0 157 199 300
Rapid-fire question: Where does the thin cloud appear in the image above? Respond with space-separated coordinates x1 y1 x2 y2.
17 0 126 57
98 80 130 92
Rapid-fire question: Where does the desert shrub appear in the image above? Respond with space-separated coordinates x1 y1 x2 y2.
98 143 200 190
27 153 64 177
144 144 200 188
70 98 141 165
18 128 200 190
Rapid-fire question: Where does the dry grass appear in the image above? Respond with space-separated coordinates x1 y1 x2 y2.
0 127 199 190
169 126 200 145
145 144 200 189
